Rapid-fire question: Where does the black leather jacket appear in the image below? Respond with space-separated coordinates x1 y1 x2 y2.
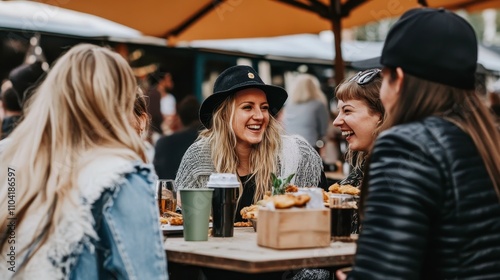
349 116 500 280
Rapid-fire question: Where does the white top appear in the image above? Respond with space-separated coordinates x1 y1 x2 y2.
160 94 176 115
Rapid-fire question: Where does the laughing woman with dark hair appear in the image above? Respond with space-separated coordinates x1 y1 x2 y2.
333 68 384 190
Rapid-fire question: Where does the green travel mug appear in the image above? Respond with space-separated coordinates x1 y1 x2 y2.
180 189 214 241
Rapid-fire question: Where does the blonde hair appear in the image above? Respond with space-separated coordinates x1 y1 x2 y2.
335 71 384 169
289 74 327 105
0 44 146 270
199 94 283 203
384 70 500 199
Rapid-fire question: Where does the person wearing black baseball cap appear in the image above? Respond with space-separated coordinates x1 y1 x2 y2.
176 65 327 222
337 8 500 280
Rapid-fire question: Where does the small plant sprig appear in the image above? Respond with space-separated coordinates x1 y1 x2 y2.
271 173 295 195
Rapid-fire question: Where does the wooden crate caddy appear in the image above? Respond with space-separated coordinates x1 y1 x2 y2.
257 208 331 249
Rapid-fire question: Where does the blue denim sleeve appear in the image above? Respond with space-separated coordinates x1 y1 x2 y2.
101 170 168 280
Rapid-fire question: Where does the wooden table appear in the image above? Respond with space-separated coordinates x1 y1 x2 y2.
164 227 355 279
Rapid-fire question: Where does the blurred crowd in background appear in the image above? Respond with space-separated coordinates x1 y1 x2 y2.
2 35 500 182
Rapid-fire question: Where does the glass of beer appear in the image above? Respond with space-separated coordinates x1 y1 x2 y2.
329 193 356 241
156 180 177 215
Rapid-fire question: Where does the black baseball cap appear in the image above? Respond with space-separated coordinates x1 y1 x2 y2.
380 8 477 90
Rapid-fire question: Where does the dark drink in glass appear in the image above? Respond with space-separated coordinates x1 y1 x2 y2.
329 194 356 241
212 187 237 237
330 207 356 237
207 173 240 237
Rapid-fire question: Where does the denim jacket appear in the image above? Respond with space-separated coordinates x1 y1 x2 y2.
6 155 168 280
70 162 168 280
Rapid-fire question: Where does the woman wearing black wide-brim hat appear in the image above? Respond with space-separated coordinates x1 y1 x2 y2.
176 65 327 220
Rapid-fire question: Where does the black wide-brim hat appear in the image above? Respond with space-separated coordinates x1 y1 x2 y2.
200 65 288 129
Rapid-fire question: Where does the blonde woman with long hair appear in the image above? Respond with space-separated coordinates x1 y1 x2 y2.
0 44 167 279
175 65 326 223
282 73 330 149
338 8 500 280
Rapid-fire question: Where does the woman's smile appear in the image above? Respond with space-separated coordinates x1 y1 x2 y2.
232 88 270 148
333 99 380 152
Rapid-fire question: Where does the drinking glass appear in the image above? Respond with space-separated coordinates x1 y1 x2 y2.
329 194 356 241
156 179 177 215
206 173 239 237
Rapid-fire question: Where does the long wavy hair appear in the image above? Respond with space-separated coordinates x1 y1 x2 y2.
199 94 283 203
335 71 384 169
0 44 146 271
289 73 327 105
379 69 500 199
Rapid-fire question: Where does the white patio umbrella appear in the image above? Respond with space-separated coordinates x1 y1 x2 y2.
187 33 500 73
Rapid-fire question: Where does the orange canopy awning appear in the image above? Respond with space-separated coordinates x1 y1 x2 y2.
32 0 500 41
32 0 500 82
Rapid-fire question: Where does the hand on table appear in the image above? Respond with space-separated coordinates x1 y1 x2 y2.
335 269 347 280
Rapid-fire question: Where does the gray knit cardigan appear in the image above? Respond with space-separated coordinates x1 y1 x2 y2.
175 134 323 190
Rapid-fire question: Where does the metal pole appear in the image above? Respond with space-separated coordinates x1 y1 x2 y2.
331 0 344 86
